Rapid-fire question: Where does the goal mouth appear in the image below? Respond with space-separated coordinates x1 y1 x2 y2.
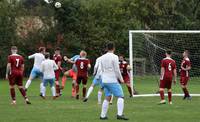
129 30 200 95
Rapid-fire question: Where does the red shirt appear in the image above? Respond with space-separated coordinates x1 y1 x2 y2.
160 57 176 80
119 61 129 77
53 54 62 70
75 58 90 77
180 58 191 77
8 54 24 74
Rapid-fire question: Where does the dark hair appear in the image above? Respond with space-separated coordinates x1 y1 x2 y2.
39 47 46 52
166 49 172 55
11 46 17 50
55 47 61 51
107 42 115 51
45 52 50 59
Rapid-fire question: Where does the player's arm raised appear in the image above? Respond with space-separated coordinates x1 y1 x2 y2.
63 56 75 64
28 54 35 59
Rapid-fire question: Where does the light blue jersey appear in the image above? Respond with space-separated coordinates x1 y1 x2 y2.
70 55 80 72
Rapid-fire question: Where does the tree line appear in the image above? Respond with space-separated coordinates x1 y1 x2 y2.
0 0 200 78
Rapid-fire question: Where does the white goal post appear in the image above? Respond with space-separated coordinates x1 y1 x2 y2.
129 30 200 96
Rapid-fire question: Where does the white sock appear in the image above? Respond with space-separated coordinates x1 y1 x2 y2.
51 86 56 96
40 82 44 93
86 86 94 98
110 94 113 103
98 90 102 104
101 100 109 118
42 87 46 97
117 98 124 116
25 80 32 89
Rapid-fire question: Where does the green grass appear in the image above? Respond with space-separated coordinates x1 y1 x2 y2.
0 76 200 122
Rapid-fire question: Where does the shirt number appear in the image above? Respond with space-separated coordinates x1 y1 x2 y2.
168 63 172 71
16 59 20 67
80 62 84 69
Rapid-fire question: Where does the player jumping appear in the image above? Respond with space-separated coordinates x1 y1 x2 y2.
53 47 62 97
62 54 80 97
6 46 31 105
100 42 128 120
75 51 91 99
180 50 192 100
40 52 58 99
159 50 177 105
25 47 46 95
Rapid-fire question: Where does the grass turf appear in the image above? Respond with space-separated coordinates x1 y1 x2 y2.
0 76 200 122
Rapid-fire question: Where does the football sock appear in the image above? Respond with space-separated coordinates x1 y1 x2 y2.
10 88 16 101
76 85 79 95
86 86 93 98
127 86 133 96
101 100 109 118
98 90 102 103
55 84 60 95
40 82 44 94
83 87 87 98
160 91 165 100
61 76 67 88
168 92 172 102
42 87 46 96
110 95 114 103
19 88 27 99
117 98 124 116
72 83 76 97
25 80 31 89
51 86 56 97
182 88 190 97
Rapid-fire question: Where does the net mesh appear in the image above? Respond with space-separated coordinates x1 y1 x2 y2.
131 32 200 94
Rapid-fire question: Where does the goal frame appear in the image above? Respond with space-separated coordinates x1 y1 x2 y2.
129 30 200 95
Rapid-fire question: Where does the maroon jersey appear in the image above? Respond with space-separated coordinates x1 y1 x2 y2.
119 61 129 77
75 58 90 77
160 57 176 80
53 54 62 70
8 54 24 75
180 58 191 77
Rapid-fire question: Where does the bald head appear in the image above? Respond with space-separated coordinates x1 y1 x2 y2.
80 50 87 58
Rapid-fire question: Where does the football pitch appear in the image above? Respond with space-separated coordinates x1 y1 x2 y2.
0 76 200 122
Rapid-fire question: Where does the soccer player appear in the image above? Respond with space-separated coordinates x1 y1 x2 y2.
25 47 46 94
83 55 103 104
75 51 91 99
180 50 191 100
40 52 58 99
159 50 177 105
6 46 31 105
119 55 133 97
62 54 80 97
100 42 128 120
53 47 62 96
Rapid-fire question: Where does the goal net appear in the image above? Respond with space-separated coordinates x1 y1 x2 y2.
129 30 200 97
